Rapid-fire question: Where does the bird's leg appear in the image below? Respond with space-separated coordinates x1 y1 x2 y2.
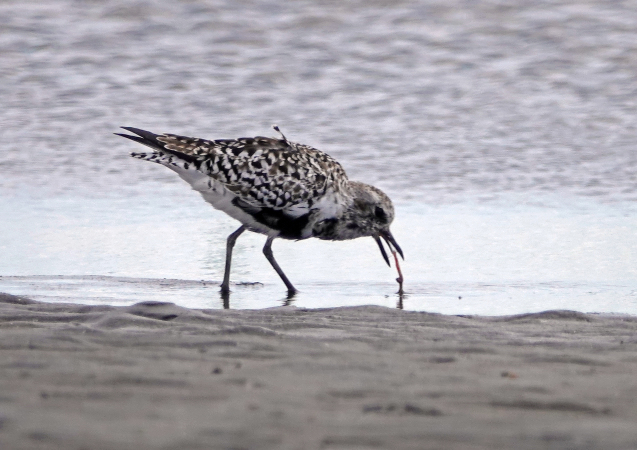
262 236 298 295
220 225 246 293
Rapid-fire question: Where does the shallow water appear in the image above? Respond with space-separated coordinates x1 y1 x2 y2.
2 192 636 314
1 0 636 314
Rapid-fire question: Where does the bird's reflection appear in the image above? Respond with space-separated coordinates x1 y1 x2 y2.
220 283 399 309
220 289 230 309
282 290 297 306
396 293 404 310
219 287 298 309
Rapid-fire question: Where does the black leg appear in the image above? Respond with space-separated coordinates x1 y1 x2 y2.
262 236 297 295
220 225 246 293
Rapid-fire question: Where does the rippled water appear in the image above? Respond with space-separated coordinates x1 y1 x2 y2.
1 0 636 314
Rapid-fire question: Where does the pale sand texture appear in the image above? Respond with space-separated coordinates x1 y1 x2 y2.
1 292 637 450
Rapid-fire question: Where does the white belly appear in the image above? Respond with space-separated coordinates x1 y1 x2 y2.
167 165 277 236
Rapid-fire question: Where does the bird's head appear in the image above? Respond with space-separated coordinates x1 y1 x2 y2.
345 182 404 266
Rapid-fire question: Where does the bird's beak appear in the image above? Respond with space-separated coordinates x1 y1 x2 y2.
374 229 404 267
381 229 404 260
374 235 390 266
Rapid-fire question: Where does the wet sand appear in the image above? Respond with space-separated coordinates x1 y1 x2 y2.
1 292 636 450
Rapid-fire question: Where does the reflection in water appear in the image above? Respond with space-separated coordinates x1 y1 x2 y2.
221 283 297 309
220 289 229 310
222 281 279 309
282 291 297 308
221 280 401 310
396 294 404 311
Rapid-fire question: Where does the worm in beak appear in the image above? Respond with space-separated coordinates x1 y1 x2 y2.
374 230 405 295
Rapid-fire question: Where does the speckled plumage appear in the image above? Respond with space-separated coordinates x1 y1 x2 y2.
117 126 403 295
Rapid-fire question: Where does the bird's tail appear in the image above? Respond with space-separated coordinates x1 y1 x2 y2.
115 127 167 152
116 127 203 169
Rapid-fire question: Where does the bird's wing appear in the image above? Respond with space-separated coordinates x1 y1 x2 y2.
117 127 348 213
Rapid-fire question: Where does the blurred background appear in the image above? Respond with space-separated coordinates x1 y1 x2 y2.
1 0 636 314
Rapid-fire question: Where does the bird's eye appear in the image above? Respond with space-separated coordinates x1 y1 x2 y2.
374 206 388 223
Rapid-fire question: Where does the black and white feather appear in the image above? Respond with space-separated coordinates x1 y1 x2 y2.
117 126 403 295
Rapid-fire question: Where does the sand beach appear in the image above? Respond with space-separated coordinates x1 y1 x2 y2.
1 292 636 449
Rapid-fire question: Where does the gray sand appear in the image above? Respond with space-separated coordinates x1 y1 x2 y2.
1 292 636 450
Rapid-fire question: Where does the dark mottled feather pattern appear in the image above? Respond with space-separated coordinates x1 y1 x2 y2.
147 134 349 210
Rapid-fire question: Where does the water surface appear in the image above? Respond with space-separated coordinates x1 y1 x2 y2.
1 0 636 314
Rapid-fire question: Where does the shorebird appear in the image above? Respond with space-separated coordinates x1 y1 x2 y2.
117 126 404 296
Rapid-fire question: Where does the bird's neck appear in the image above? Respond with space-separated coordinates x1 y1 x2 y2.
311 186 367 241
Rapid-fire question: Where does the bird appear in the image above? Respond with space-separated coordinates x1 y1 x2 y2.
116 126 403 296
